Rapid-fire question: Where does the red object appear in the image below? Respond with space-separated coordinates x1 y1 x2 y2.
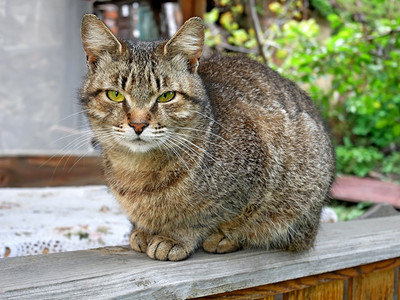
331 176 400 208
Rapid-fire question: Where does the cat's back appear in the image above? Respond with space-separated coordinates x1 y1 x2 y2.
198 55 334 189
198 55 323 124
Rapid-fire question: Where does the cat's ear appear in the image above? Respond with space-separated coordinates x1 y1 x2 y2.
164 17 204 72
81 14 122 66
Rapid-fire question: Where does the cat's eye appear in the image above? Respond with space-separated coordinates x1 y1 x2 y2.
157 91 176 103
106 90 125 102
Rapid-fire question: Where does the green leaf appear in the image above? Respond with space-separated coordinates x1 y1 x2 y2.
204 8 219 24
327 14 342 29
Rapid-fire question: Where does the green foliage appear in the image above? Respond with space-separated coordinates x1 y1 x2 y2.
272 15 400 150
206 3 257 50
334 0 400 23
335 145 383 177
330 201 373 221
310 0 334 17
381 152 400 175
325 18 400 149
204 1 400 178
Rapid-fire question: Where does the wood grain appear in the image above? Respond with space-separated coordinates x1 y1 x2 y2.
0 156 105 187
0 216 399 299
349 268 394 300
283 280 344 300
396 267 400 300
197 258 400 299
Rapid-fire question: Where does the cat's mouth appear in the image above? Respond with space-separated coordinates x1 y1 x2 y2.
118 136 158 153
112 128 164 153
130 137 149 145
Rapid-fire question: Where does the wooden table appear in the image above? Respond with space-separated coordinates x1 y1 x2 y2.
1 216 399 299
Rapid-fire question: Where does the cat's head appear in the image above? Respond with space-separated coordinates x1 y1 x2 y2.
80 14 207 153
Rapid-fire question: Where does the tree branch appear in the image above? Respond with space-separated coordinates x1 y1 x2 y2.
217 42 258 55
248 0 267 64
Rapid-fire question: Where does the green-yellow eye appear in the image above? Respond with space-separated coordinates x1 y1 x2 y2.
106 90 125 102
157 91 176 103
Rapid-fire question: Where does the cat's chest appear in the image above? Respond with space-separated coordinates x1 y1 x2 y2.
106 162 195 230
103 152 189 193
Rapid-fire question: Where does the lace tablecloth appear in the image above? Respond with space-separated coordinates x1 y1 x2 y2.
0 186 131 258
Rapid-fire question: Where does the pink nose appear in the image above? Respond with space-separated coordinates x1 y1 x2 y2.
128 122 149 135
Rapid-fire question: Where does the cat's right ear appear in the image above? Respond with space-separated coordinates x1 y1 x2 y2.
81 14 122 67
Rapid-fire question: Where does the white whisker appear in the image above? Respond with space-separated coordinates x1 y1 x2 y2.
170 133 240 185
187 109 228 131
167 135 219 196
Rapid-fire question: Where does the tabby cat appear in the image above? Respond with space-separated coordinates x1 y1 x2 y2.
80 14 335 261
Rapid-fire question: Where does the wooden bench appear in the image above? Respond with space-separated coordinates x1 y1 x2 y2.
1 216 399 299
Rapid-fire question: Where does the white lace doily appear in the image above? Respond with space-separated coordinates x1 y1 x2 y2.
0 186 131 258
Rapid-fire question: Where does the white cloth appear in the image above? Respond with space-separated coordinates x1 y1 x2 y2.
0 186 131 258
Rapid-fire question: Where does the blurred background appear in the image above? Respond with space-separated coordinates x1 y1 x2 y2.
0 0 399 218
204 0 400 182
0 0 209 186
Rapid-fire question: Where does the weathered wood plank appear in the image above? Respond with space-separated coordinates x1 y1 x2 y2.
0 156 105 187
196 258 400 299
0 216 399 299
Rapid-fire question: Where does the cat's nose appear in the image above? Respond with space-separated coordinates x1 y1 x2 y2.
128 122 149 135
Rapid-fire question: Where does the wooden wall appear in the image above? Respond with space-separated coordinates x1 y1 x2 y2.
0 156 105 187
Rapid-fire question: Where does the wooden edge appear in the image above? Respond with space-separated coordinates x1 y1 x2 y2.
0 156 105 187
194 257 400 299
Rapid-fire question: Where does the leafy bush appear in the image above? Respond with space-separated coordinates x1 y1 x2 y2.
335 145 383 177
381 152 400 175
204 0 400 178
330 201 373 221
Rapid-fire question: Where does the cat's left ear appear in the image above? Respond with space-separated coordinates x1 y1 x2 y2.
164 17 204 72
81 14 123 66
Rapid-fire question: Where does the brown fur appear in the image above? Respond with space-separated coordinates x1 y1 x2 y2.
80 15 335 261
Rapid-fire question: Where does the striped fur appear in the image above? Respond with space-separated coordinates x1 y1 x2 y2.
80 15 335 261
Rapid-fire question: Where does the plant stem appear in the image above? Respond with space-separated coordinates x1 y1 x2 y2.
248 0 267 64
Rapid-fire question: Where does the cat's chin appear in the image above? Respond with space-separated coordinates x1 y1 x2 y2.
119 139 159 154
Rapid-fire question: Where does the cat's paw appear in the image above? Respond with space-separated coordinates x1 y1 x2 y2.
146 235 191 261
129 229 152 253
203 232 239 254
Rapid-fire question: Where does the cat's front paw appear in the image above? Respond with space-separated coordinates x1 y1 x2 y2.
147 235 191 261
203 232 239 254
130 229 152 253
